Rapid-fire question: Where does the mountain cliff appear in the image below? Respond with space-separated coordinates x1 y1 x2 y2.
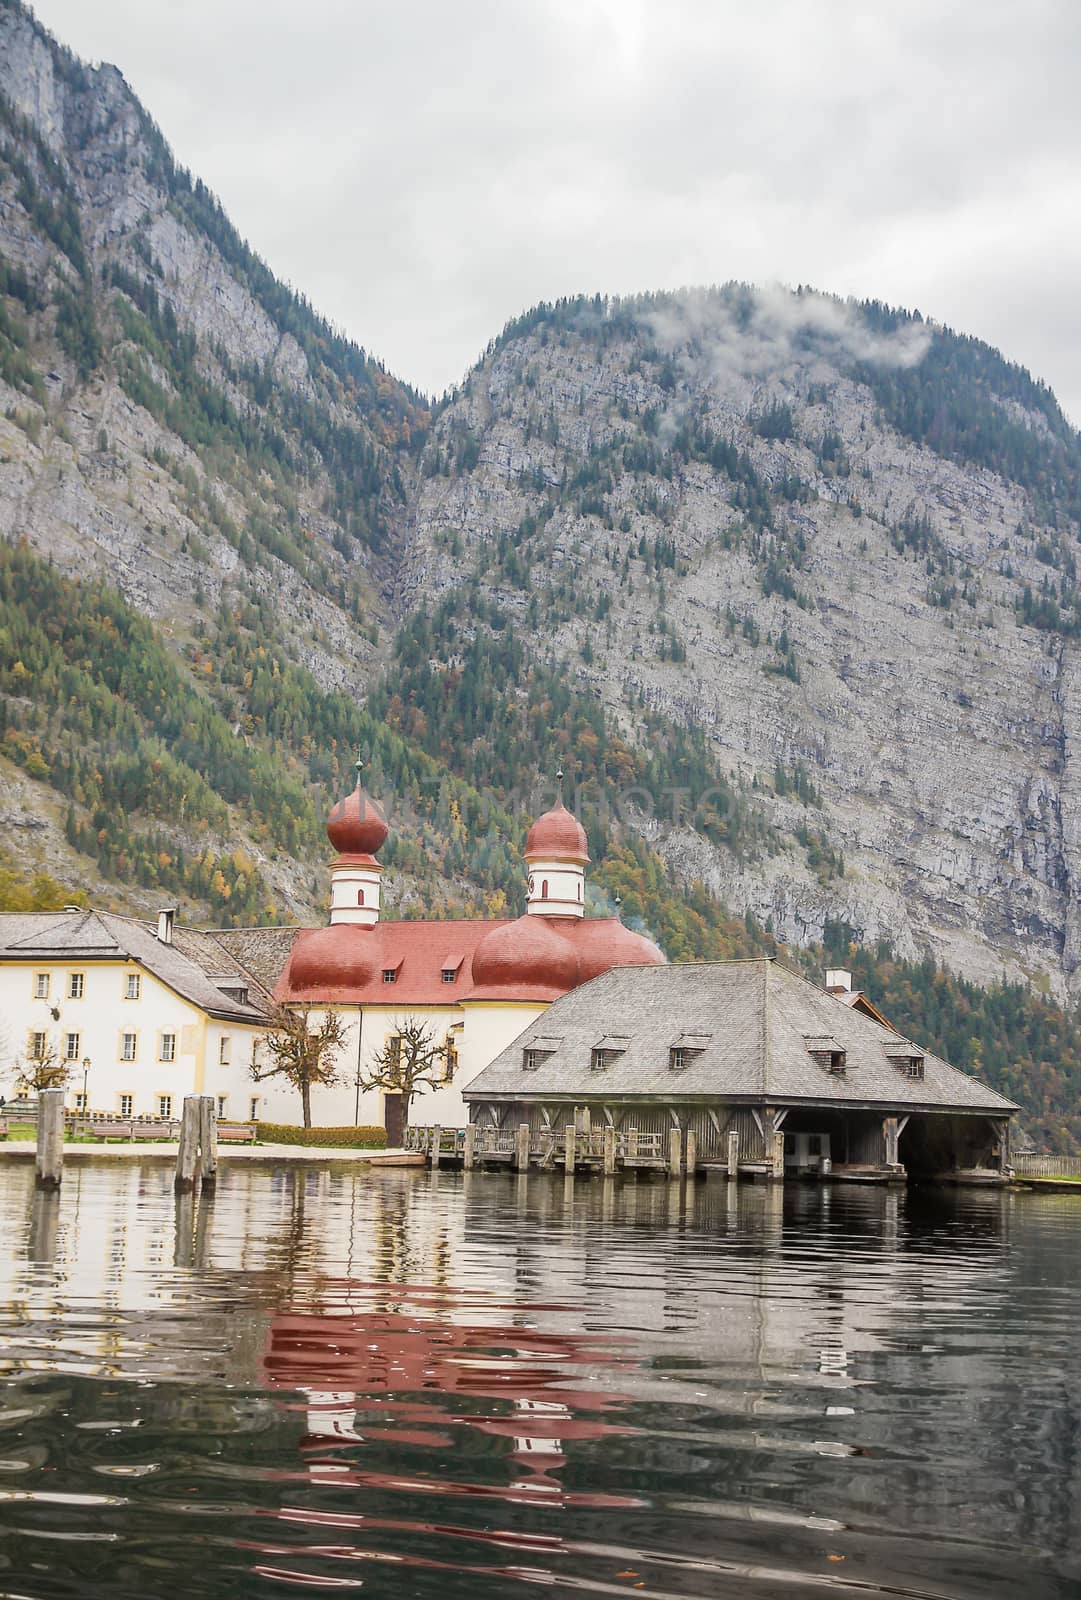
4 0 1081 1141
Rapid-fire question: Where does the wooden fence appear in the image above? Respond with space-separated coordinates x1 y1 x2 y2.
1013 1154 1081 1179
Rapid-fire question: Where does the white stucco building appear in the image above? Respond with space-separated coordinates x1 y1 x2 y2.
0 907 268 1121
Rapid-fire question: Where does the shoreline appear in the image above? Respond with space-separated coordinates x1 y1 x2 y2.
0 1140 424 1166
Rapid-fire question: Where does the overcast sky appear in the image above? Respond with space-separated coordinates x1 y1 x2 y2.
28 0 1081 420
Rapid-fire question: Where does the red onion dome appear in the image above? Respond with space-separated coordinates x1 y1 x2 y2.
327 777 388 858
524 801 589 864
471 914 580 992
283 925 379 996
574 918 666 982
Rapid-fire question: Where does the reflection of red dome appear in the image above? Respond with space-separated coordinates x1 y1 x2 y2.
472 914 579 994
470 914 664 999
524 802 589 863
286 924 379 994
327 779 388 857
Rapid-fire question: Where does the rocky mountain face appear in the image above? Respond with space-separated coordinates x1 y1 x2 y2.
406 293 1081 997
4 0 1081 1018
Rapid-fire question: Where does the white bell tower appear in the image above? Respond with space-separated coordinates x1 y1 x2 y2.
523 777 588 919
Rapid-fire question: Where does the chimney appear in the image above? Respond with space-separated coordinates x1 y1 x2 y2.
157 907 176 946
825 967 852 995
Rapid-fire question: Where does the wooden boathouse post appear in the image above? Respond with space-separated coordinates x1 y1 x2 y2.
430 1124 442 1170
602 1124 617 1176
564 1122 576 1175
515 1123 530 1172
463 1124 476 1171
34 1088 65 1190
668 1126 682 1177
727 1128 739 1180
686 1128 697 1179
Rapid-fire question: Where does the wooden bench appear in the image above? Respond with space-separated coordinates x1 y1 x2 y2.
218 1121 257 1144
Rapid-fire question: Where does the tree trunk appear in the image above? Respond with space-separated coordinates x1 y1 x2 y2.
301 1079 312 1129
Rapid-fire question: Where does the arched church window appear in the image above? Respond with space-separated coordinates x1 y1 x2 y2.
542 878 549 898
357 889 365 906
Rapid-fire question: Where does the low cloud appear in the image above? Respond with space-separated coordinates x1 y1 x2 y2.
642 284 932 387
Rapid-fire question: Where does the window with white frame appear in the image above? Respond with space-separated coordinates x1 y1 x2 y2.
68 972 84 999
121 1032 137 1062
64 1032 80 1060
249 1096 259 1121
217 1095 227 1117
33 972 49 999
219 1036 231 1066
74 1092 88 1112
119 1093 133 1117
29 1031 47 1060
157 1094 172 1119
159 1033 176 1063
125 973 141 1000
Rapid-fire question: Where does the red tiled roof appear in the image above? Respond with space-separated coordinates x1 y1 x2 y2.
275 914 665 1006
276 919 512 1005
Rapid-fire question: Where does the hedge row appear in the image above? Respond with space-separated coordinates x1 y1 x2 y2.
254 1122 387 1148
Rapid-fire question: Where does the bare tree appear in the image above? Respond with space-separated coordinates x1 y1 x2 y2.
356 1017 449 1131
15 1035 70 1096
252 1004 348 1128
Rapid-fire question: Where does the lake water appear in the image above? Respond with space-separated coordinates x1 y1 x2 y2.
0 1163 1078 1600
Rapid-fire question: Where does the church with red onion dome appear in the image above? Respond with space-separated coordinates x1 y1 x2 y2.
271 767 664 1138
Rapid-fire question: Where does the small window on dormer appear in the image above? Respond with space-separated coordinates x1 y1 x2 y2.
383 968 397 984
887 1052 924 1080
442 969 456 984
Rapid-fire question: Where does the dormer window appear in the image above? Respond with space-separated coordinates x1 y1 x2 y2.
382 968 397 984
590 1036 629 1071
442 969 456 983
805 1035 846 1074
440 954 463 985
887 1051 924 1080
523 1036 560 1070
669 1033 710 1071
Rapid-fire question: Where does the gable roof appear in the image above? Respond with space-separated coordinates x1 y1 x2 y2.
0 910 269 1022
465 959 1017 1115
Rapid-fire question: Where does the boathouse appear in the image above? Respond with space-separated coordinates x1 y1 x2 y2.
462 959 1018 1182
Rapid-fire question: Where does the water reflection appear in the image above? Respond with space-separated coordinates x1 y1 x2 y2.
0 1163 1076 1599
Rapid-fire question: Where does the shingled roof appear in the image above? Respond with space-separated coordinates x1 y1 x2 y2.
0 911 270 1023
465 959 1017 1114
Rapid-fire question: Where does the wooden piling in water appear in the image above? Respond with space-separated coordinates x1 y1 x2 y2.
668 1127 682 1178
727 1128 739 1180
34 1089 65 1190
515 1123 530 1172
463 1124 476 1171
198 1096 218 1187
602 1125 617 1176
430 1124 442 1170
564 1123 576 1175
175 1097 199 1192
686 1129 697 1179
